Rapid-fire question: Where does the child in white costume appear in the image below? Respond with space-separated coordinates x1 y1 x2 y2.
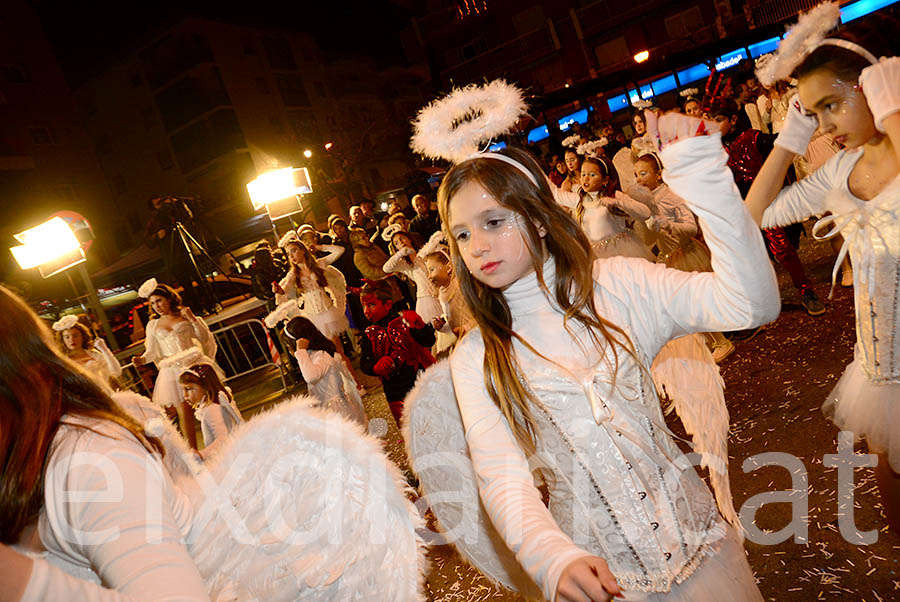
285 315 367 425
383 226 443 325
407 79 777 602
52 314 122 387
747 2 900 532
178 360 244 453
132 279 219 450
0 285 425 602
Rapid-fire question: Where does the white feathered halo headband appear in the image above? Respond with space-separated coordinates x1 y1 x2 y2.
138 277 158 299
755 1 877 87
417 230 448 260
410 79 527 164
278 230 301 249
576 138 608 159
632 99 653 110
561 134 582 149
382 223 405 243
679 88 699 98
52 314 80 332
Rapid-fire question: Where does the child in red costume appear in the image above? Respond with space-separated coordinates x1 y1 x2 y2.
359 280 435 424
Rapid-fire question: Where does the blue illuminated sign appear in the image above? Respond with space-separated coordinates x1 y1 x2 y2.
676 63 711 84
749 37 780 58
527 125 549 143
715 48 748 71
558 108 589 131
607 93 630 113
841 0 898 22
650 74 677 95
487 141 507 151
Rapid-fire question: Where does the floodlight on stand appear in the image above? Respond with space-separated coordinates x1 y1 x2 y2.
11 216 85 274
246 166 312 221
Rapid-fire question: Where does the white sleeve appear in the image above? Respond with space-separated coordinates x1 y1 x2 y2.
294 349 329 385
599 133 781 358
190 319 216 360
275 271 298 305
200 404 229 445
94 346 122 379
382 250 414 275
610 191 651 220
29 431 210 601
315 244 344 267
761 151 844 229
450 341 591 602
551 185 580 211
141 321 161 365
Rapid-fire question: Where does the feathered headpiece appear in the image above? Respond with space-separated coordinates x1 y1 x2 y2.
576 138 608 159
410 80 527 164
264 301 303 329
561 134 582 149
382 223 405 243
278 230 301 249
418 229 448 260
679 88 699 98
52 314 80 332
756 2 876 86
138 278 158 299
632 99 653 110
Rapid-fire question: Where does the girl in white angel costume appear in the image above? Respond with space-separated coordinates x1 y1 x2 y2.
0 284 425 601
273 230 364 388
52 314 122 387
746 2 900 532
403 80 779 601
132 279 220 450
382 225 444 325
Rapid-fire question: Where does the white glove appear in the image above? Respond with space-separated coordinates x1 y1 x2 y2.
774 97 818 155
400 247 415 257
859 56 900 133
93 338 109 351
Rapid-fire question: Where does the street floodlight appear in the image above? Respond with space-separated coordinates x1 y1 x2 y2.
324 142 333 151
246 166 313 221
11 216 85 278
303 149 313 158
634 50 650 63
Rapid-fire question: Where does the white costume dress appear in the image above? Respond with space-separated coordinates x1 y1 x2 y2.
383 247 443 324
555 187 656 261
74 339 122 387
19 392 424 601
294 348 366 424
404 134 778 601
276 244 349 340
143 318 218 408
195 393 244 448
762 147 900 471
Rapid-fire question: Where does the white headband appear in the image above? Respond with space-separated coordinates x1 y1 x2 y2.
818 38 879 65
473 152 539 187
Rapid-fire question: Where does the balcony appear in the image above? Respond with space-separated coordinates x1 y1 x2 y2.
746 0 823 28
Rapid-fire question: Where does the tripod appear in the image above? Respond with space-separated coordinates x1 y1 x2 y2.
168 220 225 314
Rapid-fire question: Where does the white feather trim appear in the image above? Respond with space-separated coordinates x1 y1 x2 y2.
417 230 447 260
138 277 158 298
632 99 653 109
410 80 528 164
52 314 79 331
756 1 840 86
382 223 404 242
158 346 209 371
561 134 582 149
679 87 699 98
576 138 608 159
264 301 302 329
277 230 301 249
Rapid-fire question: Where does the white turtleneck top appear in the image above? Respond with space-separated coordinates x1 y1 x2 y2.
449 134 780 601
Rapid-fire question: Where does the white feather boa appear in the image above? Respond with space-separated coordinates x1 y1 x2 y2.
756 1 840 86
561 134 582 149
577 138 608 159
410 80 527 163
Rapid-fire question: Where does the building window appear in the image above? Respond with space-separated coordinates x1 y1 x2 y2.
262 37 297 71
665 6 703 39
29 126 54 145
275 74 310 107
157 148 175 170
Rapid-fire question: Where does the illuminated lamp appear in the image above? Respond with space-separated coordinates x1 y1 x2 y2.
246 167 312 220
634 50 650 63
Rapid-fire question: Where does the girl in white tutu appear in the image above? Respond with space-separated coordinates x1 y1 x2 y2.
0 284 424 601
383 225 443 325
746 3 900 532
178 361 244 457
132 279 218 450
284 315 367 425
555 150 655 261
274 230 363 389
52 314 121 388
408 79 777 601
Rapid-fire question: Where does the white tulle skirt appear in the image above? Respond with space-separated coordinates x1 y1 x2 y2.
622 527 761 601
308 305 350 340
415 295 443 325
822 356 900 472
152 352 222 408
592 230 656 262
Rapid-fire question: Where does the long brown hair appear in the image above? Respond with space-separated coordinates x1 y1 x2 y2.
147 283 183 319
437 147 637 459
0 285 163 544
286 241 328 290
54 321 94 355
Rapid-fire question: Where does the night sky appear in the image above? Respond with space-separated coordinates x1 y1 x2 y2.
34 0 415 86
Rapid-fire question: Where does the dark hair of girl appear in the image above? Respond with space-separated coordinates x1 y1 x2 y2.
178 363 228 404
283 316 337 355
0 285 163 544
148 283 183 318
